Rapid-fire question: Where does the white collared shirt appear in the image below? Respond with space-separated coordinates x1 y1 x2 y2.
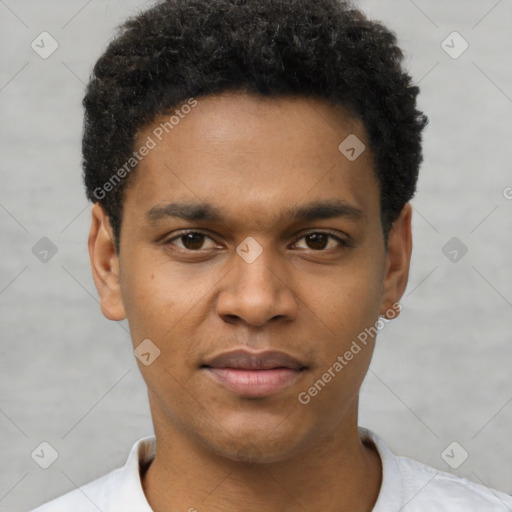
31 427 512 511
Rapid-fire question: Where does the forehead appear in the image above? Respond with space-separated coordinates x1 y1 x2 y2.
125 91 379 227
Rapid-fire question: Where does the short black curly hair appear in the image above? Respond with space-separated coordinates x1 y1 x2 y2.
82 0 427 253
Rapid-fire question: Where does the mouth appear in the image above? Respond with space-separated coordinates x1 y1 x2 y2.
201 349 308 398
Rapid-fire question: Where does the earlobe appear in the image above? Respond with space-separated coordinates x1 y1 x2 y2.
88 203 126 321
379 203 413 318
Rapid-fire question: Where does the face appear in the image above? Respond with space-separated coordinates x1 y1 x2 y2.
89 91 411 463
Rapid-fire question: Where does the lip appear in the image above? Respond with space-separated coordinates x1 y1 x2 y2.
201 349 308 397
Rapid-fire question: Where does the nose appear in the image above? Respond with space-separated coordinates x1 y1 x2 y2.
215 244 298 327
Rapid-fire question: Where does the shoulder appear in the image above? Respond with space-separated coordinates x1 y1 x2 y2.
395 454 512 511
29 436 156 512
360 428 512 512
29 468 122 512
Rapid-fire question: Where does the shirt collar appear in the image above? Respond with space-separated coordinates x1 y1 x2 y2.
108 435 156 511
359 427 403 511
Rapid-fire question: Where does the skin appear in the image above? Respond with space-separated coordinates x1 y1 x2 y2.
88 91 412 512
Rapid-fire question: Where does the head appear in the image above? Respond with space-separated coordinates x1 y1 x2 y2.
86 0 427 463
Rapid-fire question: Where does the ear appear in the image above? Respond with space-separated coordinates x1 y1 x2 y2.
379 202 412 318
88 203 126 321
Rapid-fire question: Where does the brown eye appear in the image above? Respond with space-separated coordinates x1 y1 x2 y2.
294 232 347 251
305 233 329 250
166 231 217 251
180 233 206 250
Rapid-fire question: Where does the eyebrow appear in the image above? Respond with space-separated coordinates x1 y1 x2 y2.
145 199 364 225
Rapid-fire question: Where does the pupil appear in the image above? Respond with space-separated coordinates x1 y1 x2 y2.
183 233 204 250
307 233 327 250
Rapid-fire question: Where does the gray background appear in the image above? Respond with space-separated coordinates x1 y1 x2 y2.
1 0 511 510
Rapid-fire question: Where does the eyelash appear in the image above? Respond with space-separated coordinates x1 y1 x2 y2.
163 230 350 252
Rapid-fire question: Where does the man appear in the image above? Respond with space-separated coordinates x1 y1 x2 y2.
32 0 512 510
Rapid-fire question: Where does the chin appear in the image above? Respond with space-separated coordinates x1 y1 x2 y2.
199 419 311 465
211 439 295 464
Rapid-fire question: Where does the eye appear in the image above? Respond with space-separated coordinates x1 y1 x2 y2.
293 231 348 251
165 231 218 251
164 230 349 252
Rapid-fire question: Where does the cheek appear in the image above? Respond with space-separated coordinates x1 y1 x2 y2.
297 251 384 407
296 277 381 420
301 256 383 338
120 250 222 355
120 252 182 343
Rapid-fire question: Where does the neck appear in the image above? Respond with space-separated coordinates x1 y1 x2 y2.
142 400 382 512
